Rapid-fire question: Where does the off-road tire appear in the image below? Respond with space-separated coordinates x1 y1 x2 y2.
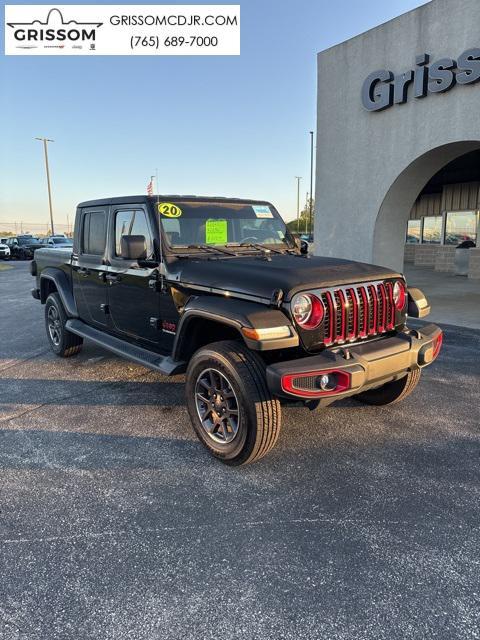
45 293 83 357
185 340 281 465
354 369 421 406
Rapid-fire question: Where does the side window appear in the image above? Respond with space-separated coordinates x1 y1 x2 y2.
114 209 153 257
82 211 107 256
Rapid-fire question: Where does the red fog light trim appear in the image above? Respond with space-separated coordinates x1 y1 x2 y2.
433 331 443 359
281 369 351 398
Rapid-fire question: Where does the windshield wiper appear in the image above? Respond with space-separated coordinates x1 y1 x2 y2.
238 242 284 255
187 244 237 256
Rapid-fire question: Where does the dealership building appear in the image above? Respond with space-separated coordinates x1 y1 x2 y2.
314 0 480 279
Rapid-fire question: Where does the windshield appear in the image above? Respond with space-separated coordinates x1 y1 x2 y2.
19 237 40 245
52 238 72 244
157 201 294 250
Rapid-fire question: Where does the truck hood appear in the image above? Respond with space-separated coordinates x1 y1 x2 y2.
169 254 402 301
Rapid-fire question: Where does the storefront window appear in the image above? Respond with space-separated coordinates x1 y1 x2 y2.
406 220 421 244
445 211 477 246
422 216 442 244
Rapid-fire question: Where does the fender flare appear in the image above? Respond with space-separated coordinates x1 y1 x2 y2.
40 267 78 318
172 296 298 360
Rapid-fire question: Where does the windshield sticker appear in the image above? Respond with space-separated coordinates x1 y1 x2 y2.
205 219 228 244
252 205 273 219
158 202 182 218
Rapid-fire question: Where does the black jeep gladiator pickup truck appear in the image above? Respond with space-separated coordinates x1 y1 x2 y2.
31 196 442 465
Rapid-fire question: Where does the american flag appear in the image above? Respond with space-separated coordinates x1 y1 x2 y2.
146 179 153 196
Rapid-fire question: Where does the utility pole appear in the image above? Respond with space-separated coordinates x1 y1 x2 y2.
309 131 314 236
305 192 309 234
35 137 55 236
295 176 302 231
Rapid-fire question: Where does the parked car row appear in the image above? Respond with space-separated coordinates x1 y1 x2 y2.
0 235 72 260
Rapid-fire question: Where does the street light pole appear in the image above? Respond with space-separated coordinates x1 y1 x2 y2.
309 131 314 236
305 192 309 234
295 176 302 231
35 137 55 235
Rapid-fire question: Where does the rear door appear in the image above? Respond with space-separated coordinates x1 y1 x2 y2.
72 208 109 327
106 206 161 345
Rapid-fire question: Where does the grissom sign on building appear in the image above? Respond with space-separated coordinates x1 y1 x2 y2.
361 48 480 111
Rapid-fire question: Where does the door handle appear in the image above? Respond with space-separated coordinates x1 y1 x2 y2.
78 267 90 277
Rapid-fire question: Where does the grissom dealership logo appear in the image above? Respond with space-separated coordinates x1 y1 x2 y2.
362 49 480 112
7 8 103 49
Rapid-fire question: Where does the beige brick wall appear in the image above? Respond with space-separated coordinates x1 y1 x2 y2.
468 248 480 279
404 244 416 263
434 246 457 272
413 245 438 267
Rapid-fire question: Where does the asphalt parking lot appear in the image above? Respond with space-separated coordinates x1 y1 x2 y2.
1 261 479 640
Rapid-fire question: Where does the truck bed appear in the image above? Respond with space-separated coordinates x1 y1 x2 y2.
34 247 73 285
33 249 72 273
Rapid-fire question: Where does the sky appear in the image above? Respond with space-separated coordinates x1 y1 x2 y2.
0 0 428 230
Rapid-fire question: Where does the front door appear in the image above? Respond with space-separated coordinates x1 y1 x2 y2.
72 208 109 327
107 206 161 345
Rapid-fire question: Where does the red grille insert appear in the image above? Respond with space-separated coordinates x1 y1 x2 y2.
320 281 397 346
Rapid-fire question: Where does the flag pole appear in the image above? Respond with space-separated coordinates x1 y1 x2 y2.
155 167 164 269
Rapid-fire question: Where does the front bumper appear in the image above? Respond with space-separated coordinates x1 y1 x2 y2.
266 324 442 401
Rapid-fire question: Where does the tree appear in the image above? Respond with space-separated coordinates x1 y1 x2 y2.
287 197 314 234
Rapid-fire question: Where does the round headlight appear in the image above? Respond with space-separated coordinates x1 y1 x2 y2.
393 280 406 311
291 293 324 329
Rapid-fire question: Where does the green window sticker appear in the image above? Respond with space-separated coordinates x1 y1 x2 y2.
205 219 228 244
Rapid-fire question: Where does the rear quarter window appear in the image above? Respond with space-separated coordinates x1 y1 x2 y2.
82 211 107 256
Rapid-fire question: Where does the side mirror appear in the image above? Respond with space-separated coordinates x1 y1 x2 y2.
294 237 303 252
120 235 147 261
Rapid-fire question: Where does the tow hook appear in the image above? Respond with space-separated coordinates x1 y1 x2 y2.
332 347 352 360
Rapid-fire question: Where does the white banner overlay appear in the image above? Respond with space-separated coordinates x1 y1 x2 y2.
4 5 240 55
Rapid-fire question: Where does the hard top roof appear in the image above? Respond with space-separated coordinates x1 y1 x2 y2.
78 195 274 208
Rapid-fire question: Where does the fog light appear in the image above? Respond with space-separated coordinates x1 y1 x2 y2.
318 374 336 391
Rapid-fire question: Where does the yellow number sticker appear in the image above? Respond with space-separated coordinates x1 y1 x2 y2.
158 202 182 218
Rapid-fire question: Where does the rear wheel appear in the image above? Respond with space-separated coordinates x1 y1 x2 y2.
185 340 281 465
354 369 421 405
45 293 83 357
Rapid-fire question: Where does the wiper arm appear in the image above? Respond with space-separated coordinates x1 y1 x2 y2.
188 244 237 256
238 242 284 255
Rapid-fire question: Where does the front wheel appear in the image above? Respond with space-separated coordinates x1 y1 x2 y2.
354 369 421 405
45 293 83 357
185 340 281 465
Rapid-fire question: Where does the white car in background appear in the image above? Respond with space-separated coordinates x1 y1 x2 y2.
0 241 11 259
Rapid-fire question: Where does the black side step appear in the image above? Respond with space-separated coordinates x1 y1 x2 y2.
66 319 185 376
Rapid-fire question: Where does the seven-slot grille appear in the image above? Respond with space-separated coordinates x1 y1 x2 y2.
320 281 396 346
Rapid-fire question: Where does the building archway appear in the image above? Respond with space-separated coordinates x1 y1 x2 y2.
373 141 480 272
